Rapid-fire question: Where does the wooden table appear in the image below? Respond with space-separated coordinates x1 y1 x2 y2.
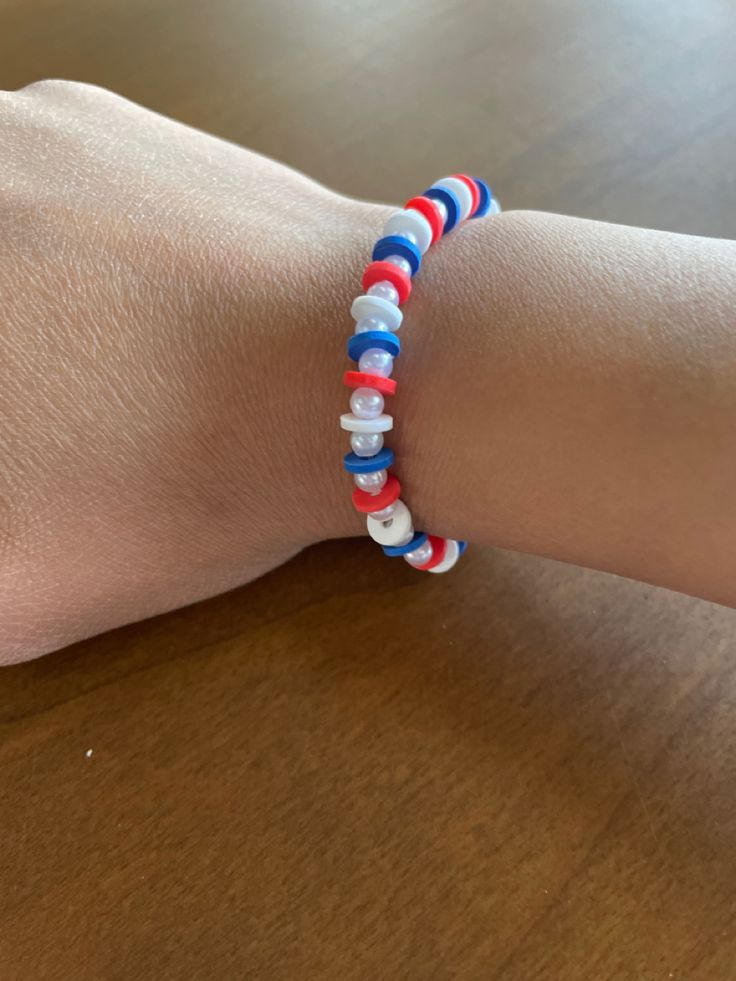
2 2 736 978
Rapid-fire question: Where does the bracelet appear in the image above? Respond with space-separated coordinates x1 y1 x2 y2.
339 175 501 573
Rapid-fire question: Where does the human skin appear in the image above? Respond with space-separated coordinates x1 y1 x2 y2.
1 81 735 663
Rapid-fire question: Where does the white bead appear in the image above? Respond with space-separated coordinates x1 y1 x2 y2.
404 540 434 568
383 209 432 255
433 177 474 221
428 539 461 574
358 348 393 377
432 198 448 224
351 431 383 457
385 255 412 276
400 230 418 245
366 500 413 546
351 295 403 332
489 197 502 215
367 281 399 305
340 413 393 433
355 315 389 334
350 387 384 419
354 469 387 494
367 502 396 522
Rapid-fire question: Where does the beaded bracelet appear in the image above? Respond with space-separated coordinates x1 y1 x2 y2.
340 175 501 573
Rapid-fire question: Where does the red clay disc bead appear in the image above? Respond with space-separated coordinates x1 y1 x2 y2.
361 261 412 305
452 173 481 217
415 535 448 571
404 195 444 244
343 371 397 396
352 474 401 513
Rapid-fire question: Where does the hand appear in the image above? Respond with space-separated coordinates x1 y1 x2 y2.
0 81 377 662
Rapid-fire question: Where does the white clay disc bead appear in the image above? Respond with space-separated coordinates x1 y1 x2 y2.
351 294 403 332
366 499 414 546
428 538 461 574
340 413 393 434
383 209 433 255
432 177 474 221
432 198 448 224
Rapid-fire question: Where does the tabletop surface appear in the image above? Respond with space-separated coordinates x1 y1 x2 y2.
2 1 736 978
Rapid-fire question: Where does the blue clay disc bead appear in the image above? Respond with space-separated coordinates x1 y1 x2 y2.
348 330 400 362
470 178 492 218
423 186 460 233
343 447 394 474
383 532 429 557
372 235 422 276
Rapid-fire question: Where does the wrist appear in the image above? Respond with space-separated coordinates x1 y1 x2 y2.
321 204 521 548
298 195 523 551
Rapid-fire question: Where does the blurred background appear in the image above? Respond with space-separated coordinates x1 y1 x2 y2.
2 2 736 979
3 0 734 233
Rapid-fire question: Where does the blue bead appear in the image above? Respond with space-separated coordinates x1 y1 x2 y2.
423 186 460 233
457 540 468 555
343 447 394 474
348 330 400 362
383 532 428 557
470 178 491 218
372 236 422 276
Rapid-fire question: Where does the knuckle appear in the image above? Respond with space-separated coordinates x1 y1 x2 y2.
19 77 76 96
18 78 116 102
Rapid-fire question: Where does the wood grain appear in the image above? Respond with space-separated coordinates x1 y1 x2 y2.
2 1 736 978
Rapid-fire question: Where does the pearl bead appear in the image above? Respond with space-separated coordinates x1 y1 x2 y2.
367 503 396 522
367 281 399 305
404 540 433 567
433 198 448 224
385 255 412 276
350 387 384 419
358 348 393 378
402 230 418 245
355 315 389 334
489 197 502 214
354 469 387 494
351 431 383 457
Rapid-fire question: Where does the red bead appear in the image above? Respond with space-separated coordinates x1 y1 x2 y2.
452 173 480 217
352 474 401 513
404 195 443 244
415 535 447 571
361 261 412 305
343 371 397 396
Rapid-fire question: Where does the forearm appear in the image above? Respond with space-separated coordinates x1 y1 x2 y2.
365 209 736 605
